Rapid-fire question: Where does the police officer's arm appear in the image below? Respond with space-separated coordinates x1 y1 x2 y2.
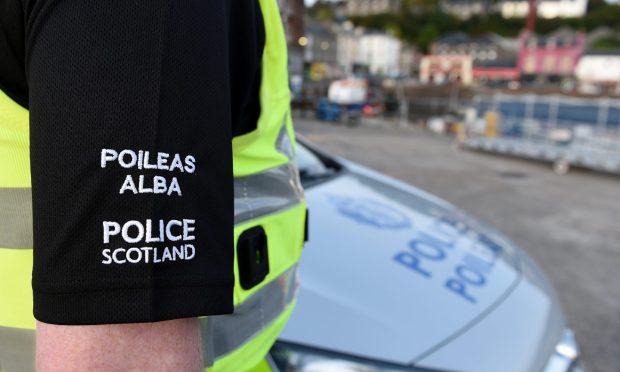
37 319 203 372
26 0 238 369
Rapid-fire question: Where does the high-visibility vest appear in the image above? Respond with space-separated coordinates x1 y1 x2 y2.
0 0 305 370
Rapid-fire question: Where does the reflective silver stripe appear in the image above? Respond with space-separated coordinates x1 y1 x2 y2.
0 268 298 371
201 265 298 365
0 267 298 370
0 326 35 372
276 116 295 161
0 167 303 247
235 116 304 225
0 188 32 249
234 162 304 225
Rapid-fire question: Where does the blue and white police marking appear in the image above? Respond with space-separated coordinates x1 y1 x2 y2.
329 195 411 230
331 195 502 304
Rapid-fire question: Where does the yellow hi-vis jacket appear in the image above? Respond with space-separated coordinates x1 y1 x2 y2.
0 0 306 371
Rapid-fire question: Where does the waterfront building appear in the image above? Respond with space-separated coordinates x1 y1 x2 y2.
303 19 338 65
439 0 492 19
299 19 339 81
335 22 364 76
500 0 588 19
335 23 418 77
344 0 402 16
400 45 423 77
431 32 518 66
358 33 403 76
431 32 517 84
420 55 474 85
575 51 620 94
473 61 520 84
517 28 586 82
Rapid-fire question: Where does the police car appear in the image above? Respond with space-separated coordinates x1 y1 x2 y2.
269 140 583 372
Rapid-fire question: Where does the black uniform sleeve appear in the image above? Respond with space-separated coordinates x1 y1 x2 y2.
20 0 261 325
0 0 28 107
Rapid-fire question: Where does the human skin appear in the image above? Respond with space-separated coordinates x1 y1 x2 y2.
36 318 203 372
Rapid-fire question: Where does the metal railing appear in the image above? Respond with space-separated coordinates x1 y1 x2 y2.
464 94 620 175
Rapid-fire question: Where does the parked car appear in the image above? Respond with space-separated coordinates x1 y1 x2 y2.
269 139 583 372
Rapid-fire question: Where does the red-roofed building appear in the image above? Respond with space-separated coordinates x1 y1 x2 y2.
420 55 473 85
473 61 520 84
517 28 586 82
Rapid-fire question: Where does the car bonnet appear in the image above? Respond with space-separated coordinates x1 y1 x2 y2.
279 162 521 364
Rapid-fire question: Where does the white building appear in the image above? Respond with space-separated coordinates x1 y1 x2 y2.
440 0 488 19
575 52 620 91
344 0 402 16
400 45 422 76
420 55 474 85
335 22 364 75
336 25 414 77
500 0 588 19
303 20 337 64
357 33 402 76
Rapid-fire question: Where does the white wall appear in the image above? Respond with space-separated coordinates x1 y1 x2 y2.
337 32 361 75
358 34 402 76
576 55 620 83
501 0 588 18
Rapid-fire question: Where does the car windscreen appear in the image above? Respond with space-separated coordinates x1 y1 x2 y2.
297 142 342 187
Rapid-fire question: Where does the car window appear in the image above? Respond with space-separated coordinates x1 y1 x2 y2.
297 143 341 186
297 144 329 176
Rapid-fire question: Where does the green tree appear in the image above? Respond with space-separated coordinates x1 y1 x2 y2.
416 24 439 50
590 35 620 50
308 1 336 22
348 3 620 51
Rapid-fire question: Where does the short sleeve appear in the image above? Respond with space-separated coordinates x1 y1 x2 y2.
27 0 240 324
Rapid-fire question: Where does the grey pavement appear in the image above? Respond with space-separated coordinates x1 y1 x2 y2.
295 117 620 372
